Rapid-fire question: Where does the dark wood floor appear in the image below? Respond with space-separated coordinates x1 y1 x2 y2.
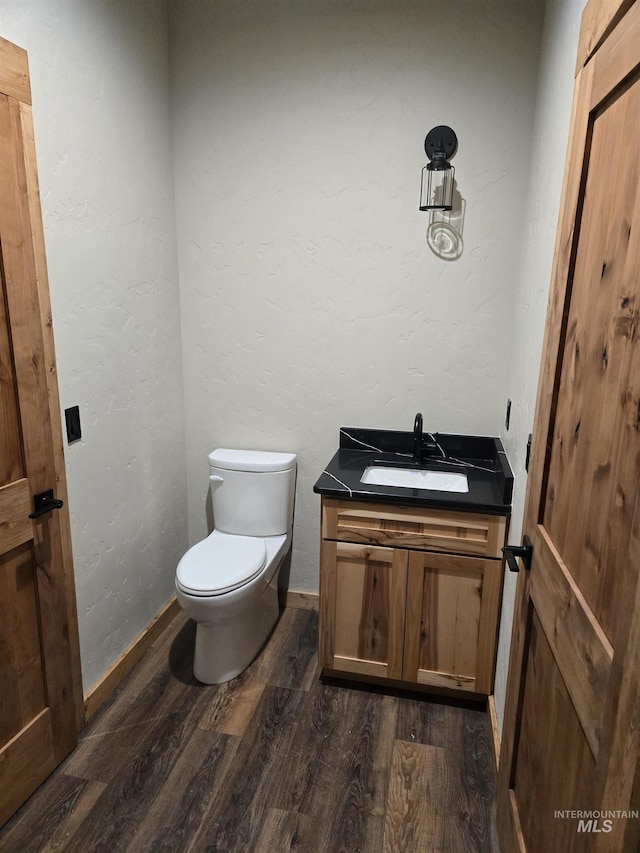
0 607 498 852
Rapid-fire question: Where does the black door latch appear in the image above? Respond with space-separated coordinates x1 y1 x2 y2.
29 489 64 519
502 535 533 572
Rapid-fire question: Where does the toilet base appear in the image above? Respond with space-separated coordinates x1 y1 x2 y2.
192 579 280 684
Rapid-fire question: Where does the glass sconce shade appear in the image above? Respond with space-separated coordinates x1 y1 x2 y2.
420 162 455 211
419 125 457 211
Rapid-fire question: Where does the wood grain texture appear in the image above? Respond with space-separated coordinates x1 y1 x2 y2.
404 551 503 694
0 608 498 852
0 481 31 552
474 559 503 694
0 95 53 499
253 809 315 853
498 4 640 847
576 0 633 71
496 60 597 853
198 671 267 737
262 606 320 691
487 695 500 778
192 686 310 852
591 487 640 853
320 497 507 699
0 543 45 744
318 537 337 669
127 728 239 853
0 37 30 104
420 557 482 681
542 62 640 642
383 741 446 852
322 498 505 558
323 541 407 680
513 613 594 853
395 695 498 850
585 0 639 107
529 528 612 758
455 704 499 852
0 710 56 828
17 100 84 734
0 273 24 487
0 771 103 853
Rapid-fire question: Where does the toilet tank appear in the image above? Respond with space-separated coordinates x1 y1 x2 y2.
208 448 297 536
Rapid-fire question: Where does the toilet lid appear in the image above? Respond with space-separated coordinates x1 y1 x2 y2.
176 532 267 596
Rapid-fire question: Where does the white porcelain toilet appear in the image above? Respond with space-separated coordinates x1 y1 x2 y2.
175 448 297 684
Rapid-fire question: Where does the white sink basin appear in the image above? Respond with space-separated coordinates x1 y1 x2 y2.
361 466 469 493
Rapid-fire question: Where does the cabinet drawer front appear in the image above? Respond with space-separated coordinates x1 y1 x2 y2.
322 498 506 558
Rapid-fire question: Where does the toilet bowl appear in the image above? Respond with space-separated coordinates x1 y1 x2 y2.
175 448 296 684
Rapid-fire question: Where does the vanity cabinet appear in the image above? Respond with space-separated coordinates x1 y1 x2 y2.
318 497 508 696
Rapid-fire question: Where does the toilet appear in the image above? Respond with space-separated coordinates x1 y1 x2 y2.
175 448 297 684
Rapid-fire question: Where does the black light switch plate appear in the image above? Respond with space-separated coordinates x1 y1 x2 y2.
65 406 81 443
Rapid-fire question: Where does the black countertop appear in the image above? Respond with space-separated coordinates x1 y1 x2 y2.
313 427 513 515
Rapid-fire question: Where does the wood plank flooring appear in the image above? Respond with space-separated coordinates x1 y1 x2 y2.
0 608 498 852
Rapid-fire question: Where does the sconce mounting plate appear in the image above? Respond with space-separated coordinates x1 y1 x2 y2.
424 126 458 161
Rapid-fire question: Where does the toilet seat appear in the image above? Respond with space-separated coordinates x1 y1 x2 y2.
176 532 267 596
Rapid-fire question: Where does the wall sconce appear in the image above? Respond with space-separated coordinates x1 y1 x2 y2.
419 125 457 211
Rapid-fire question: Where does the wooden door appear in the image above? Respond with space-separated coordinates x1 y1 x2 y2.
0 38 83 826
497 2 640 850
319 540 407 680
403 551 502 694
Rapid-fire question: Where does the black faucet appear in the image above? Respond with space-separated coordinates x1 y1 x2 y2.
413 412 423 462
413 412 440 463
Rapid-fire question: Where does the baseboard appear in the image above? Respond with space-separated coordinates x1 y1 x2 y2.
279 589 319 610
84 596 181 722
487 694 501 777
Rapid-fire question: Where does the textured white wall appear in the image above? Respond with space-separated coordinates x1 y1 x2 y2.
494 0 586 733
170 0 544 592
0 1 187 693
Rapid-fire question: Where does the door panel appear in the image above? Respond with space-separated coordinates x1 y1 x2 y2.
0 270 24 484
514 611 595 852
529 528 612 758
542 71 640 643
497 2 640 851
0 39 83 826
0 543 47 746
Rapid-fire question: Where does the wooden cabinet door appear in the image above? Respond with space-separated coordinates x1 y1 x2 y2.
0 38 83 825
319 541 407 680
497 2 640 850
403 551 502 693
